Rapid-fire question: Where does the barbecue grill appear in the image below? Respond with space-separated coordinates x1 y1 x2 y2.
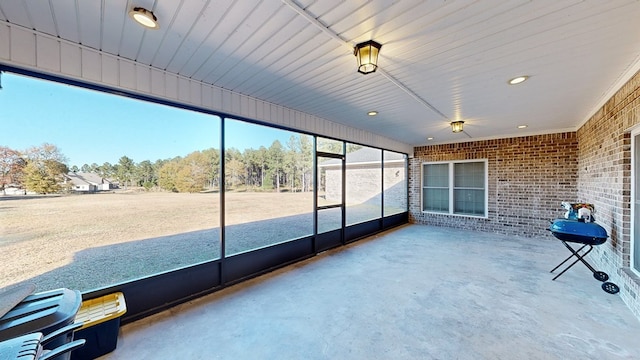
548 203 620 294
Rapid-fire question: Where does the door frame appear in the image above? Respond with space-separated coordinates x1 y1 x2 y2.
631 127 640 276
314 144 346 252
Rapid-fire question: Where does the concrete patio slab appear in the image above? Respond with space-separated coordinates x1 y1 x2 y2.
100 224 640 360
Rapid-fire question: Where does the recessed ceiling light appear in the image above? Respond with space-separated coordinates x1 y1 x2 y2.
508 76 529 85
518 125 528 129
367 111 378 116
427 137 434 140
129 7 159 29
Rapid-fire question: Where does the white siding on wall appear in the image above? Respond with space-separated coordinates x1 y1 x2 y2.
102 55 118 86
36 36 60 72
165 74 178 100
60 42 81 77
212 87 223 110
190 80 202 106
150 68 164 97
81 49 101 82
136 66 151 93
178 77 190 103
0 24 9 60
11 27 35 66
0 23 412 154
120 60 136 90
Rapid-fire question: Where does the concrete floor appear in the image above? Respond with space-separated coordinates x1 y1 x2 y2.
100 224 640 360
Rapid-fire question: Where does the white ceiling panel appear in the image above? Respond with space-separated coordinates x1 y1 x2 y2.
150 0 211 71
76 0 103 49
100 0 128 54
133 0 183 64
168 0 234 75
199 1 285 84
0 1 30 28
23 0 56 37
187 1 265 80
1 0 640 146
49 0 80 44
175 0 237 77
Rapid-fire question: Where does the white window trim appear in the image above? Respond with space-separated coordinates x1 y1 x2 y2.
631 127 640 276
421 159 488 218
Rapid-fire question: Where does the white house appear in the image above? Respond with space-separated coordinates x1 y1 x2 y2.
65 172 114 192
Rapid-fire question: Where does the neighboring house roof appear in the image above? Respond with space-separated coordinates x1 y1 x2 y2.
320 148 405 166
66 172 112 186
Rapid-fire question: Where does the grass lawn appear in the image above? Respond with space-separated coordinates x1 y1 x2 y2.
1 191 391 292
1 191 313 292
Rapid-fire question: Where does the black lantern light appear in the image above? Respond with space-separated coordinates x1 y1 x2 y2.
354 40 382 75
451 121 465 133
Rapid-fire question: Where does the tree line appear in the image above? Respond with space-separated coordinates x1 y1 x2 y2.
0 135 325 195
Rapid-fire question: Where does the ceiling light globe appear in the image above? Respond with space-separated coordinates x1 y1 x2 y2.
130 7 158 29
508 76 529 85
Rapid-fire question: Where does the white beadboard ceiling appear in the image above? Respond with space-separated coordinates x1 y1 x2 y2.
1 0 640 146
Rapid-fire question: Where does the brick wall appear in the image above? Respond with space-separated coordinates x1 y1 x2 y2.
410 133 578 236
577 69 640 319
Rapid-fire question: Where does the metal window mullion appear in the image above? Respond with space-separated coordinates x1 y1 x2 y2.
313 136 318 252
449 163 454 215
219 117 226 285
341 141 346 245
381 150 384 219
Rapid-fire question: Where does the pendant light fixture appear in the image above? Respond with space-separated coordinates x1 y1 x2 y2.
451 121 465 133
354 40 382 74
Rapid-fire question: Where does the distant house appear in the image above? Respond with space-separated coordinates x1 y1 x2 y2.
320 148 406 207
65 172 114 192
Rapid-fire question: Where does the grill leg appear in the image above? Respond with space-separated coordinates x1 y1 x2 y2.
551 242 593 281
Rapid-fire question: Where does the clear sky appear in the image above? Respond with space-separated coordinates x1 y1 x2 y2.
0 72 296 167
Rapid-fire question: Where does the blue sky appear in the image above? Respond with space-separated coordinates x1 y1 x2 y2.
0 72 295 167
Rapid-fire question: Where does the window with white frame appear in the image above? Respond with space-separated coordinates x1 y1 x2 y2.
422 160 487 216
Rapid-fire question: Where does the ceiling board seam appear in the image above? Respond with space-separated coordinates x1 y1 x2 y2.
20 1 34 31
164 0 213 73
234 29 337 94
215 10 315 87
0 3 7 21
189 1 258 80
147 0 185 67
176 0 236 76
280 0 450 122
280 0 351 53
202 0 282 84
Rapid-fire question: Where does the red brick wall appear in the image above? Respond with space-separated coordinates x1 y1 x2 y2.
410 133 578 236
577 70 640 318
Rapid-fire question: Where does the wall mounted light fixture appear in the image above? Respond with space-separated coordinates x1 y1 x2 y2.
354 40 382 74
451 121 465 133
129 7 159 29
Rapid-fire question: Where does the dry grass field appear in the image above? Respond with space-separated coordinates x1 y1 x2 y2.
1 191 317 292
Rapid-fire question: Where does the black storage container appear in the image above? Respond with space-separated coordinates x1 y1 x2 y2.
0 288 82 360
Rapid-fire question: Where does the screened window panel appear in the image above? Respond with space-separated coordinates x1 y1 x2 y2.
317 137 344 155
383 151 407 216
346 145 382 225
